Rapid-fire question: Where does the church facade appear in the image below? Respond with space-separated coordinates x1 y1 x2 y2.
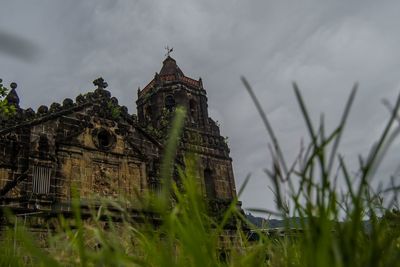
0 56 237 220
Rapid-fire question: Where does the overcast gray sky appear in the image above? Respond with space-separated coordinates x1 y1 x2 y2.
1 0 400 214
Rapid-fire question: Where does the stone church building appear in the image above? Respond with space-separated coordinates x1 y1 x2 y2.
0 56 237 222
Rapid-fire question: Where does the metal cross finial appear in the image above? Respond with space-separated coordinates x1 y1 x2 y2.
165 46 173 57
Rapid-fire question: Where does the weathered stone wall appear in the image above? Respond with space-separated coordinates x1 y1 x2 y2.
56 144 147 201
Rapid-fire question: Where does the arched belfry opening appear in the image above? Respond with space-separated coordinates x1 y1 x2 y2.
145 105 152 120
165 95 175 111
189 99 197 123
204 168 216 199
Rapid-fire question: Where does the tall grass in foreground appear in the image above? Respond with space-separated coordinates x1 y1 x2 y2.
242 79 400 266
1 82 400 266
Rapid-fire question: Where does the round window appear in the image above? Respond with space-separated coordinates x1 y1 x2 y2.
98 129 111 148
92 128 116 150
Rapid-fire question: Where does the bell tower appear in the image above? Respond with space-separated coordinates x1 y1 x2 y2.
137 55 209 129
137 54 237 204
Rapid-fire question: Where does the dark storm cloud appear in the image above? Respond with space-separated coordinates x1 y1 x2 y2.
0 30 40 62
1 0 400 213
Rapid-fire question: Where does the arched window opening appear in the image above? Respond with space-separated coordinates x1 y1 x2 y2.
145 105 153 120
189 99 197 123
38 134 49 159
165 95 175 111
204 168 216 199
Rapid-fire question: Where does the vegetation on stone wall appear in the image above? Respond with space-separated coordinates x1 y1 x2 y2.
145 108 173 140
107 100 121 120
0 79 16 117
1 82 400 266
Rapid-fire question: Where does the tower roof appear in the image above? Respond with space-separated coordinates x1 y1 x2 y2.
138 56 202 98
159 56 184 76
